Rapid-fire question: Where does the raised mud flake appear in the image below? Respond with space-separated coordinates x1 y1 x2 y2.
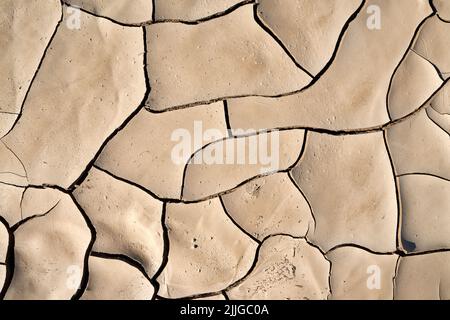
386 108 450 180
221 172 314 240
414 15 450 76
291 132 398 253
399 174 450 253
154 0 247 22
96 102 227 200
388 50 443 119
427 106 450 134
256 0 362 75
182 129 305 201
1 9 146 188
227 236 330 300
326 246 398 300
5 191 92 300
145 4 311 111
81 256 154 300
395 252 450 300
0 183 23 226
227 0 432 132
65 0 153 24
158 199 258 298
0 0 61 114
73 167 164 278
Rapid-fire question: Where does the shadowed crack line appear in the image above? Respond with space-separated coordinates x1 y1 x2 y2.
326 243 399 256
151 0 156 22
397 172 450 182
402 248 450 257
252 3 314 78
383 130 403 253
0 181 25 189
68 26 151 192
0 217 14 300
386 11 437 121
152 0 256 25
437 14 450 23
69 194 97 300
223 100 232 137
152 202 170 300
63 0 256 27
3 3 64 139
324 255 333 300
392 255 401 299
19 188 26 222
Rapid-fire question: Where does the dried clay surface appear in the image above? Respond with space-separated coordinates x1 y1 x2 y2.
0 0 449 301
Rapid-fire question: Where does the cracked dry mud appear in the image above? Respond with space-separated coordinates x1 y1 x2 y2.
0 0 449 301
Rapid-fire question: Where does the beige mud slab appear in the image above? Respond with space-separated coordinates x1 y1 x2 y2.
73 167 164 278
145 4 311 111
227 236 330 300
221 172 314 240
0 0 449 301
326 246 398 300
291 132 397 253
227 0 432 132
96 102 227 200
81 256 154 300
395 252 450 300
0 0 61 114
5 191 92 300
256 0 362 75
158 199 258 298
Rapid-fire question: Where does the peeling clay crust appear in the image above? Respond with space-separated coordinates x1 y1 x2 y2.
0 0 449 301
